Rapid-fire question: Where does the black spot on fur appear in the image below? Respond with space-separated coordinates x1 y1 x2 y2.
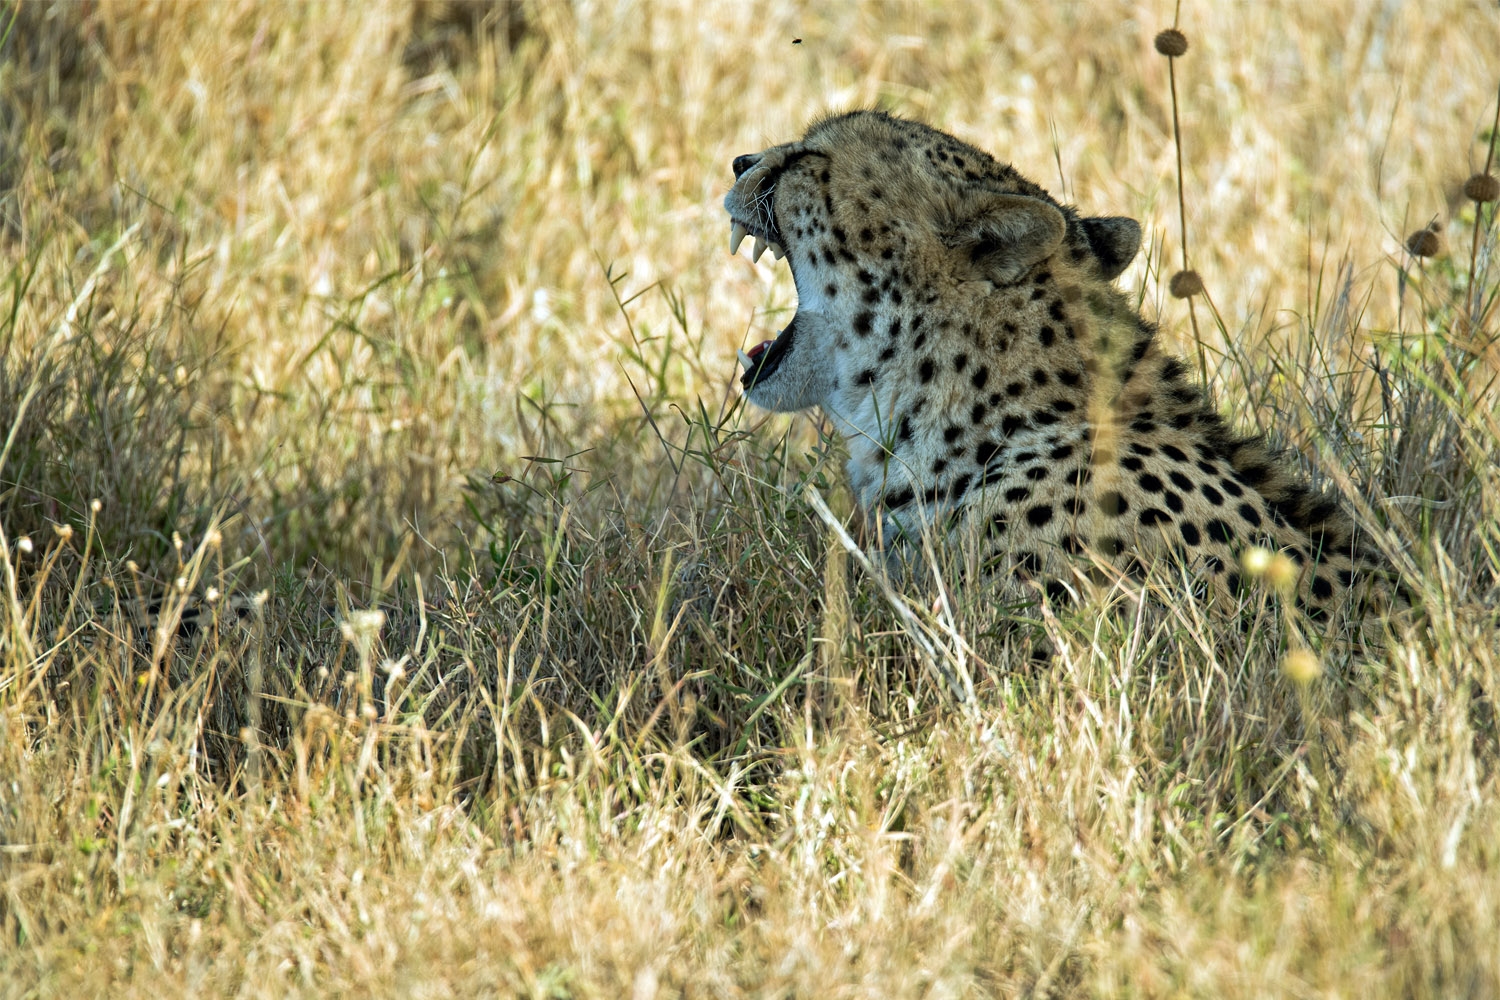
1239 464 1271 487
1026 504 1054 527
854 312 873 336
1205 519 1234 543
1180 522 1201 546
1005 486 1031 503
1201 483 1223 506
919 360 935 383
883 487 915 509
1238 503 1262 528
1100 491 1128 516
1139 508 1171 526
1161 444 1188 463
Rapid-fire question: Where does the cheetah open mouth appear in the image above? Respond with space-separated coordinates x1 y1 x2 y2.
728 207 796 391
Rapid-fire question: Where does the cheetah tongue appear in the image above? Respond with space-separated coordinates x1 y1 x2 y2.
739 318 798 389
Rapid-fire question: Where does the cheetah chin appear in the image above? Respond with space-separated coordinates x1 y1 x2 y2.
721 109 1399 625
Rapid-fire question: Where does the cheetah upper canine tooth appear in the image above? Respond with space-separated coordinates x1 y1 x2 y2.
730 222 748 255
752 237 768 262
770 242 785 260
738 349 755 371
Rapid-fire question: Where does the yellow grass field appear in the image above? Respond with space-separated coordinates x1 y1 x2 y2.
2 1 1499 994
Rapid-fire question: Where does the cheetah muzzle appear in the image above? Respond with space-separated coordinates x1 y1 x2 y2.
723 110 1393 625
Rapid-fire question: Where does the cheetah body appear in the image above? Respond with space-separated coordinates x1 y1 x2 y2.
724 111 1379 619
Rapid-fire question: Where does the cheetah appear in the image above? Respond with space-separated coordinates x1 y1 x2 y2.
724 110 1389 623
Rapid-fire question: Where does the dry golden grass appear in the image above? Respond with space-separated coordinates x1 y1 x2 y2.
2 1 1500 995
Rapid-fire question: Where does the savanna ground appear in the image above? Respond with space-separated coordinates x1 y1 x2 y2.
2 1 1499 995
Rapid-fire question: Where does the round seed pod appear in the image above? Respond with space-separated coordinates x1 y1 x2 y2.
1282 648 1322 685
1464 172 1500 203
1405 226 1442 258
1168 269 1203 298
1154 29 1188 57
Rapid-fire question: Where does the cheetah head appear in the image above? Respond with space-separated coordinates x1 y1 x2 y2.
724 110 1141 418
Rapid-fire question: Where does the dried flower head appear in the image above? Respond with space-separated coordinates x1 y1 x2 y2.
1464 172 1499 203
1154 29 1188 57
1239 546 1299 597
1169 270 1204 298
1264 553 1299 595
1405 224 1442 258
17 536 33 554
1240 546 1273 577
340 609 387 660
1282 648 1322 685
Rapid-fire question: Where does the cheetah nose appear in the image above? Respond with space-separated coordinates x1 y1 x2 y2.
732 154 760 179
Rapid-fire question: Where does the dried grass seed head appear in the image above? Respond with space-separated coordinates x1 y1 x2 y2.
1169 269 1204 298
1405 224 1442 258
1154 29 1189 57
1464 172 1499 203
1282 648 1322 685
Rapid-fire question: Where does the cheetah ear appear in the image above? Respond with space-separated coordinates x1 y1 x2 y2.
946 193 1067 285
1080 216 1142 281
